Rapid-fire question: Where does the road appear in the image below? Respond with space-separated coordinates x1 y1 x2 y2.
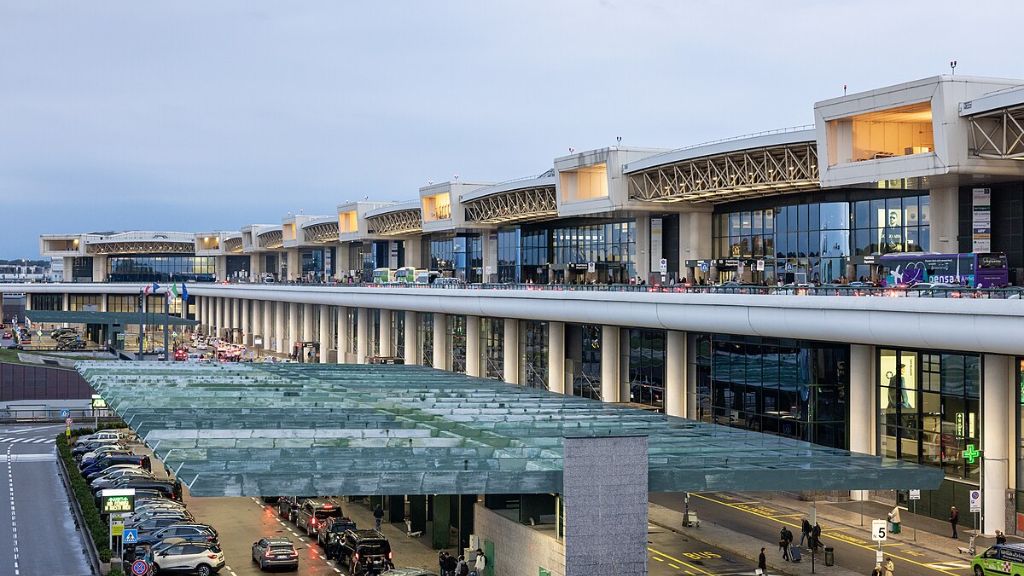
0 423 90 576
652 492 973 576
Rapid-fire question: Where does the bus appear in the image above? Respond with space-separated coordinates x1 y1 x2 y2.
372 268 393 284
879 252 1008 288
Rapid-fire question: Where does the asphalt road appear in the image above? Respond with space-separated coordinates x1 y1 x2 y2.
0 423 89 576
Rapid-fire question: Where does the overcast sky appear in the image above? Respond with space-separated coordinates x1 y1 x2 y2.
1 1 1022 258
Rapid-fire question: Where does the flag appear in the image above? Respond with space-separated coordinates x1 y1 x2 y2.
170 283 180 300
166 288 174 305
142 284 152 295
151 282 161 294
181 283 189 303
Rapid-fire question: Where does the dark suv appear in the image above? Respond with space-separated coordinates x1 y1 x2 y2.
318 516 357 550
277 496 309 524
330 529 393 576
296 498 344 536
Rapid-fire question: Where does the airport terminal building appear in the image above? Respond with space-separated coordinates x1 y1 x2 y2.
6 75 1024 535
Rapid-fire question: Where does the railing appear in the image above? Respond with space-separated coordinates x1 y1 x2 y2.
0 408 116 424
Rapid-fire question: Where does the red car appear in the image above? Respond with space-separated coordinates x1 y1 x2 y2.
173 348 188 361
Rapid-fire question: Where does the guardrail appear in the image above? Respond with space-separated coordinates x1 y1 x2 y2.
0 408 116 424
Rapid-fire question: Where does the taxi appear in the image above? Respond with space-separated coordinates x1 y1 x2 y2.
973 543 1024 576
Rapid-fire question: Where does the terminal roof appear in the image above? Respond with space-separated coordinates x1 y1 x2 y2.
76 362 943 497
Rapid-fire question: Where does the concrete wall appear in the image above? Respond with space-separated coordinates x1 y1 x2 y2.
473 503 565 576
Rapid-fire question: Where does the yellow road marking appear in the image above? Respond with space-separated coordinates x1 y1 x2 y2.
648 547 715 576
690 493 961 576
669 563 681 569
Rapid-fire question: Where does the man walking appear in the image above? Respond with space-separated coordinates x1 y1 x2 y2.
800 518 812 548
374 503 385 531
949 506 959 539
757 547 767 575
779 525 793 561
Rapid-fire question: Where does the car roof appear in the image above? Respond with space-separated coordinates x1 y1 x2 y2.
264 538 294 545
349 529 386 539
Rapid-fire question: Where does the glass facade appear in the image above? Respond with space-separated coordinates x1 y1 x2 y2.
419 312 433 367
552 221 636 284
429 235 483 283
30 294 63 310
72 257 93 282
107 255 215 283
695 334 849 449
879 348 980 482
497 228 520 284
713 191 929 284
482 318 503 379
627 329 665 409
519 320 548 388
68 295 101 311
449 315 466 373
572 325 602 400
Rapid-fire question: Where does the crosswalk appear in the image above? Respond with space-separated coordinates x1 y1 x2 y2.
0 437 56 444
0 453 56 463
926 561 972 570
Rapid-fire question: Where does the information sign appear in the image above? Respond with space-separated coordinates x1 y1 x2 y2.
124 529 139 545
59 409 71 418
909 489 921 501
970 490 982 513
871 519 887 542
100 488 136 514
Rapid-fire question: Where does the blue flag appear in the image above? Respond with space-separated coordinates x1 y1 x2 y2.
181 283 189 302
151 282 161 293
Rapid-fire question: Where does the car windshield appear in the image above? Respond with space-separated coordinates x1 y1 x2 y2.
358 542 390 555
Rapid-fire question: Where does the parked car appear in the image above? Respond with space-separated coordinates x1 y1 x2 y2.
130 516 192 535
134 524 219 548
331 529 394 575
150 541 225 576
81 454 144 479
251 538 299 571
318 516 357 549
277 496 309 523
73 438 121 457
90 469 154 490
85 463 142 482
296 498 344 536
382 570 439 576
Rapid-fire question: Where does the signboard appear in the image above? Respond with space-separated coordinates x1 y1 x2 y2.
124 529 139 545
973 188 992 252
871 519 887 542
659 258 668 274
100 488 136 514
253 336 263 347
909 489 921 501
131 559 148 576
91 394 107 409
111 516 125 537
59 409 70 418
756 260 765 272
970 490 982 513
587 262 596 273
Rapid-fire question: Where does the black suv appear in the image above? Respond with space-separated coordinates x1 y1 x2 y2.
330 529 393 576
318 516 357 550
277 496 308 524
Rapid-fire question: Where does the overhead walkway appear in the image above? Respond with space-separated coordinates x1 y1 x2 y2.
461 172 557 225
365 201 422 236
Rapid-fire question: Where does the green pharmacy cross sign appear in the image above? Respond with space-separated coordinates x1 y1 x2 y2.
963 444 982 465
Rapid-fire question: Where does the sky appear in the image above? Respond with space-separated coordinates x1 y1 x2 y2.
1 1 1022 258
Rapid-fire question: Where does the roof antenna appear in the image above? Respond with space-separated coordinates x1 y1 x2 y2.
843 84 847 96
616 136 622 147
950 60 957 76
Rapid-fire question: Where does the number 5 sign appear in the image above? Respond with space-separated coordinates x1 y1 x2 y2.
871 519 888 542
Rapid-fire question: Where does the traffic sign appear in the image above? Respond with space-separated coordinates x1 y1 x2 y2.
871 519 887 542
59 409 70 418
131 559 148 575
970 490 982 513
659 258 668 273
909 489 921 501
123 529 139 545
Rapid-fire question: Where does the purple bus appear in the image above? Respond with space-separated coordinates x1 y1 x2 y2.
879 252 1009 288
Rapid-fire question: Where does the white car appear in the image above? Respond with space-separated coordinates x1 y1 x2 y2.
151 542 225 576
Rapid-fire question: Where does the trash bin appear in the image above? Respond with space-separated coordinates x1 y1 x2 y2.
824 547 835 567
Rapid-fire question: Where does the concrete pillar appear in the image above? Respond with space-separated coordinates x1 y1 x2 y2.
62 257 73 282
232 299 241 342
262 300 272 353
619 327 631 402
241 299 250 344
336 306 348 363
380 309 393 357
215 255 227 281
465 315 481 377
302 303 314 343
356 308 368 364
288 302 299 356
601 325 619 403
91 255 108 282
287 248 300 281
274 301 286 354
635 214 651 281
685 333 698 419
682 211 713 281
404 311 419 365
250 299 260 343
318 305 330 364
930 186 960 253
548 321 565 394
983 354 1011 535
404 237 423 269
665 331 686 417
250 254 263 278
433 313 448 370
213 297 222 337
503 319 519 385
849 344 876 501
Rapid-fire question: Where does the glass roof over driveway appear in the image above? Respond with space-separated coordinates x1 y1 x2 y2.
76 362 943 497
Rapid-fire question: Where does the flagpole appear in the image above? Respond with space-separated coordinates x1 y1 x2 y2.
163 289 170 362
138 288 145 358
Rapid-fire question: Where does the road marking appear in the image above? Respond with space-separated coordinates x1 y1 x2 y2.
648 547 714 576
690 493 962 576
928 562 971 570
669 563 681 569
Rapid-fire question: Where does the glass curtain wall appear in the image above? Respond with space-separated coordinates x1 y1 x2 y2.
551 221 636 284
482 318 503 379
521 229 549 284
394 313 404 360
572 325 603 400
30 294 63 310
520 320 548 388
449 315 466 373
694 334 848 449
627 329 666 409
107 255 216 283
72 257 93 282
497 229 521 283
420 313 433 367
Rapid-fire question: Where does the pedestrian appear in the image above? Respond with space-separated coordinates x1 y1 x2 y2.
457 555 469 576
997 530 1007 545
779 525 793 561
884 557 895 576
757 547 767 575
811 522 822 552
141 454 151 473
800 518 812 547
373 503 385 531
871 563 882 576
446 553 458 576
949 505 959 539
473 548 486 576
439 551 448 576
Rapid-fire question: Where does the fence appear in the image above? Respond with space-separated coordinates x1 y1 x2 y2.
0 362 94 402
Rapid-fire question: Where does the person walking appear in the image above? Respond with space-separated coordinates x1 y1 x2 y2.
473 548 486 576
949 506 959 539
446 553 458 576
457 555 469 576
800 518 812 548
997 530 1007 545
811 522 822 552
883 557 895 576
757 547 767 575
439 552 448 576
871 563 882 576
374 503 385 531
779 526 793 561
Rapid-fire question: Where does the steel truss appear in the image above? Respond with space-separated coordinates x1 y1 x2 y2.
628 142 819 203
464 187 557 224
303 222 339 244
257 230 283 249
87 242 194 255
367 209 422 236
967 106 1024 159
224 237 244 254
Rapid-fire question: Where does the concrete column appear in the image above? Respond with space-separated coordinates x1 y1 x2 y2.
685 333 698 419
404 311 419 365
241 299 250 344
250 254 263 278
635 214 651 281
250 299 260 343
356 308 368 364
503 318 519 385
214 297 222 337
91 255 108 282
682 211 713 282
232 299 241 342
380 309 393 357
286 248 300 281
215 255 227 281
601 325 619 403
336 306 348 363
465 315 481 377
548 321 565 394
288 302 299 355
983 354 1011 535
99 293 108 313
433 313 448 370
404 237 423 268
262 300 272 353
849 344 876 501
619 327 631 402
274 301 286 354
302 303 314 343
62 257 73 282
318 305 330 364
665 331 687 417
930 186 960 253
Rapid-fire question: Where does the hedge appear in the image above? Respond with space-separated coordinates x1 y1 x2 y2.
57 424 131 564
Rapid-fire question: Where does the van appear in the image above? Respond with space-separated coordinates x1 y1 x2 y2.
973 543 1024 576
